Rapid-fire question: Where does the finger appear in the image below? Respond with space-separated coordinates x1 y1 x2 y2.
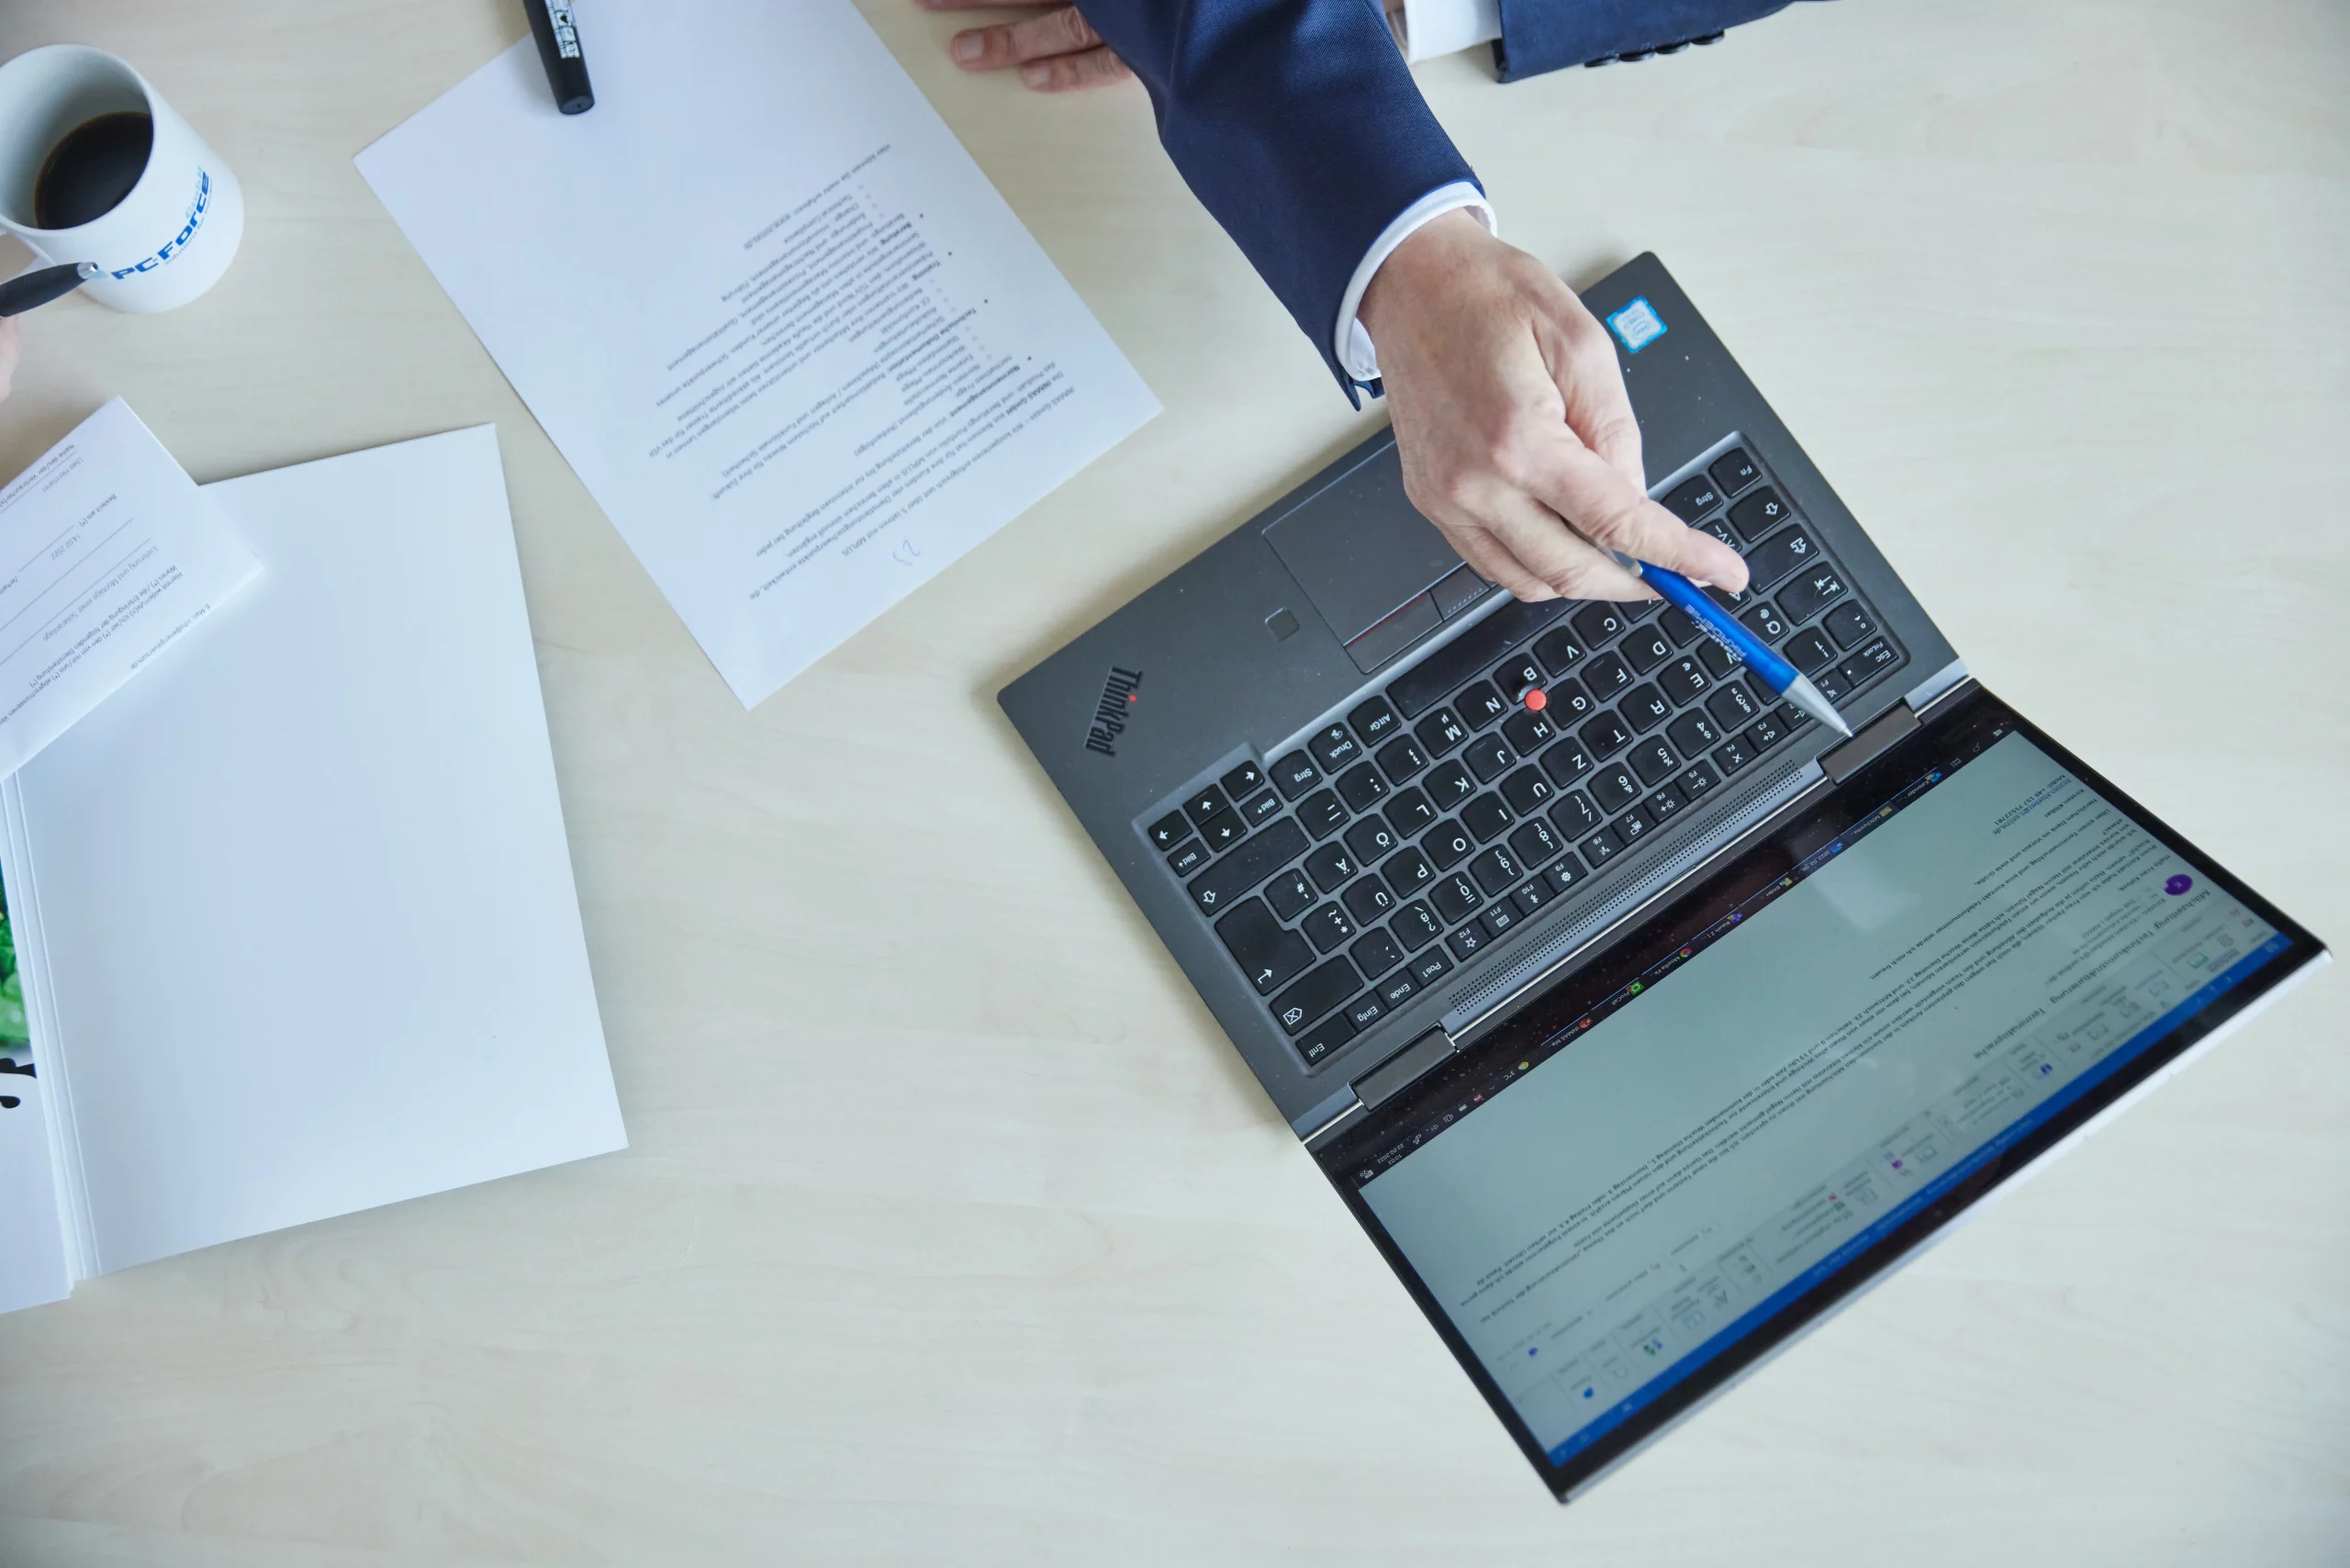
1478 489 1650 601
950 6 1102 69
1553 313 1646 494
1527 441 1749 593
1019 45 1133 90
1439 521 1557 604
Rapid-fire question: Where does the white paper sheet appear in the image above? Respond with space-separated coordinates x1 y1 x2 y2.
356 0 1158 706
0 398 259 776
1 427 624 1277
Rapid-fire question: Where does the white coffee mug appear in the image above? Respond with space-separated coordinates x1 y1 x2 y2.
0 45 244 313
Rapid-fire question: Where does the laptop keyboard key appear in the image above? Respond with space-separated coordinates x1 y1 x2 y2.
1188 817 1307 913
1182 786 1229 830
1461 792 1516 842
1425 820 1475 870
1393 902 1444 949
1304 842 1357 892
1463 734 1516 782
1430 871 1483 924
1642 785 1685 826
1532 626 1586 676
1742 523 1818 589
1384 846 1437 897
1712 735 1755 774
1509 816 1564 868
1746 711 1787 751
1572 603 1628 648
1728 487 1792 542
1406 946 1454 985
1540 739 1596 787
1550 790 1601 838
1447 924 1489 961
1215 899 1314 995
1784 626 1837 674
1196 809 1245 853
1666 710 1720 757
1308 723 1362 773
1344 816 1401 867
1335 762 1389 812
1237 788 1283 826
1662 473 1724 521
1494 651 1546 700
1695 636 1741 678
1166 840 1208 878
1348 697 1401 746
1545 853 1587 895
1841 637 1899 681
1592 763 1641 813
1583 651 1633 699
1218 760 1265 800
1376 967 1419 1010
1301 902 1357 953
1341 991 1388 1033
1657 656 1708 706
1824 599 1877 650
1737 600 1789 642
1678 760 1721 798
1706 682 1761 728
1581 826 1623 865
1272 958 1360 1035
1616 809 1651 846
1147 811 1191 852
1342 876 1397 924
1580 711 1634 757
1469 844 1525 896
1544 678 1595 723
1296 789 1348 837
1711 447 1760 497
1266 865 1316 921
1295 1011 1354 1064
1376 734 1430 783
1775 564 1845 622
1270 750 1321 800
1628 738 1680 786
1384 789 1439 836
1456 680 1510 730
1414 707 1470 756
1813 664 1852 702
1480 902 1518 940
1498 765 1553 815
1350 926 1404 980
1623 686 1673 732
1500 709 1556 756
1623 624 1673 674
1425 757 1476 809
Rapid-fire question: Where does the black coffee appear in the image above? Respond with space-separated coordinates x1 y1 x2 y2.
32 110 152 230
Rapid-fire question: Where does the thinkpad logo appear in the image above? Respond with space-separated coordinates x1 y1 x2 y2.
1084 666 1144 756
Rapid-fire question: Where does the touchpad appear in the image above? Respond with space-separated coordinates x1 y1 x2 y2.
1261 439 1472 648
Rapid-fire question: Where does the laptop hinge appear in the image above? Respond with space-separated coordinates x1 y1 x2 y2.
1818 701 1919 783
1351 1028 1458 1114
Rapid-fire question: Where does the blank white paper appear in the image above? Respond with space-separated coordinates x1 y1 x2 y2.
356 0 1158 706
0 398 259 776
2 427 624 1276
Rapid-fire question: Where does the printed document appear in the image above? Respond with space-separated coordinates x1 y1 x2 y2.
0 398 258 775
357 0 1158 705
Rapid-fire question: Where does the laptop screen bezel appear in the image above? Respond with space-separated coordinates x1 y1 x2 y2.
1314 686 2326 1499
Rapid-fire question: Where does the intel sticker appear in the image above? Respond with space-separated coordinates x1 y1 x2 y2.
1608 296 1667 353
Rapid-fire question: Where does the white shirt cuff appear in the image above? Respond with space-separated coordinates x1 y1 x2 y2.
1391 0 1503 62
1335 182 1496 385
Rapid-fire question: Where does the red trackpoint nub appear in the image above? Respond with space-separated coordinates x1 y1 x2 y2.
1523 689 1547 713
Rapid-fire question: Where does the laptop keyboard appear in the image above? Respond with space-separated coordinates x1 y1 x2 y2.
1142 442 1907 1068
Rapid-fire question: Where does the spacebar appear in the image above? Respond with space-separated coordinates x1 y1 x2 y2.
1386 598 1571 719
1186 817 1308 914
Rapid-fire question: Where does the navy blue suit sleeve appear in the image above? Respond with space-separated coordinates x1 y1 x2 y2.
1072 0 1478 397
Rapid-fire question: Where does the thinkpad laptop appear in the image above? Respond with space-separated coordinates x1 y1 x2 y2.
998 254 2328 1498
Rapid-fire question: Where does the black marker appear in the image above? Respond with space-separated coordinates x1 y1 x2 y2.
523 0 595 115
0 262 97 318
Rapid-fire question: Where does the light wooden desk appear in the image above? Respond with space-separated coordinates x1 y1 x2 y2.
1 1 2344 1562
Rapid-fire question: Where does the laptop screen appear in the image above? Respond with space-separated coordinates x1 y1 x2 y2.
1324 692 2317 1495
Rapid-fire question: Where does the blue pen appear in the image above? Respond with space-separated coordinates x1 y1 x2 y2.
1616 553 1852 739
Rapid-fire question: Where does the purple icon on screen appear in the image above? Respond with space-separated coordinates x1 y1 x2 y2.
2165 875 2194 896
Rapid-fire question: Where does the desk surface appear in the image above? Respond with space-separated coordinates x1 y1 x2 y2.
2 1 2345 1562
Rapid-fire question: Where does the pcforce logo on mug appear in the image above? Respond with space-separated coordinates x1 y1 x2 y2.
107 167 212 280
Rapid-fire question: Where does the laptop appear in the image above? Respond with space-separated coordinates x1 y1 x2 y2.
997 254 2329 1499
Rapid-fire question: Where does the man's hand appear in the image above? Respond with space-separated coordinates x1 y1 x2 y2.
0 317 17 401
1360 211 1748 604
918 0 1134 91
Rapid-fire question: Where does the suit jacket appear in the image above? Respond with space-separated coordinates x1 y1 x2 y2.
1071 0 1812 392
